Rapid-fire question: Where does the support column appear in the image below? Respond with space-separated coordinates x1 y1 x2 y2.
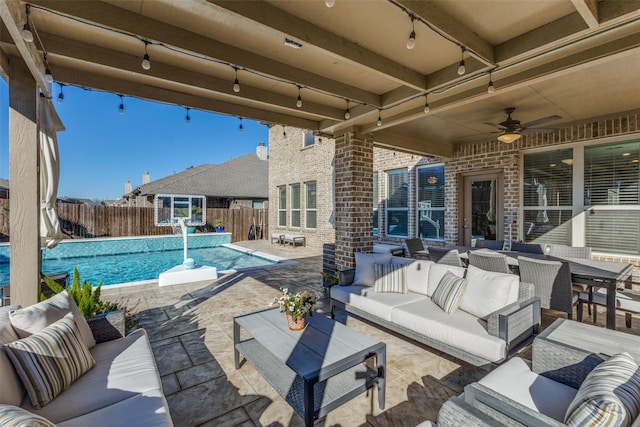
334 130 373 271
9 58 40 306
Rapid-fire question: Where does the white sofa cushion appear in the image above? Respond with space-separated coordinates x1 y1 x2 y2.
23 328 164 424
353 252 393 287
478 357 578 422
0 305 24 406
458 265 520 319
9 291 96 349
392 258 433 295
390 298 507 363
373 263 407 293
331 285 426 321
565 352 640 426
427 263 466 297
4 313 95 409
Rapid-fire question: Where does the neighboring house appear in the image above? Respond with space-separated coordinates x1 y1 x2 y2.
269 111 640 263
0 179 8 199
125 143 269 209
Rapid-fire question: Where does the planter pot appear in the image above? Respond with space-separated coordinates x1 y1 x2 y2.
285 313 307 331
215 226 224 232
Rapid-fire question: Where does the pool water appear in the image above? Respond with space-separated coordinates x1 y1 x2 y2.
0 246 275 287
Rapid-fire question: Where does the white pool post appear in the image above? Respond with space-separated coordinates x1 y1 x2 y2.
178 218 188 261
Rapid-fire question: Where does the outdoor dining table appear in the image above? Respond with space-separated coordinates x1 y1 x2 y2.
448 246 634 330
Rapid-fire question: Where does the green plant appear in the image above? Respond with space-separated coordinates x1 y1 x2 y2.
321 271 339 286
41 268 137 330
271 287 317 320
215 218 224 227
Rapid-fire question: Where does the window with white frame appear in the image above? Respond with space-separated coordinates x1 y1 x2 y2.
303 132 315 147
386 168 408 237
373 172 379 235
523 148 574 245
584 141 640 254
278 186 286 226
417 164 444 240
290 183 301 227
305 181 316 229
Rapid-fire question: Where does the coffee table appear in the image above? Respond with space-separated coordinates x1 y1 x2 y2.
234 308 386 426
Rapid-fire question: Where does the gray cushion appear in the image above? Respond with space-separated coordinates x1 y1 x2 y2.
0 404 56 427
353 252 393 287
0 305 24 406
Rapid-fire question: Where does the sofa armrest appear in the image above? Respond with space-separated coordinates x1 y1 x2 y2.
463 382 565 427
437 396 510 427
486 297 541 347
339 269 355 286
87 310 126 344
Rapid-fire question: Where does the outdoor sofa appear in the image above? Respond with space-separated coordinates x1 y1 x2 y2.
0 291 173 426
270 232 306 247
330 253 541 367
428 318 640 426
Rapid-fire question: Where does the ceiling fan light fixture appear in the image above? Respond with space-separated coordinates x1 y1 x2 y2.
497 132 521 144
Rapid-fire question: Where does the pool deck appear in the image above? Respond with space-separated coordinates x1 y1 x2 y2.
99 240 640 427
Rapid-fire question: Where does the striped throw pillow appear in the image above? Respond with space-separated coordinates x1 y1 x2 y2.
373 263 407 293
432 272 467 314
3 313 95 409
565 352 640 427
0 404 56 427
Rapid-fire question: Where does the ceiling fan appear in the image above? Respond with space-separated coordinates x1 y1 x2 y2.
485 107 561 143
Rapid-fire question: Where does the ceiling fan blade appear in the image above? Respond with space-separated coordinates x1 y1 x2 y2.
521 115 561 128
484 122 507 130
521 127 556 134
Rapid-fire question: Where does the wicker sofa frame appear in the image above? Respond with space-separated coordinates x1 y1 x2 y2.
330 269 541 367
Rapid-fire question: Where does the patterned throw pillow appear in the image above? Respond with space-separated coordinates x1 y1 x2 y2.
565 352 640 427
0 404 56 427
373 263 407 293
3 313 95 409
432 272 467 314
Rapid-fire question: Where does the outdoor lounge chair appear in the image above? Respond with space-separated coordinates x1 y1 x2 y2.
405 238 428 259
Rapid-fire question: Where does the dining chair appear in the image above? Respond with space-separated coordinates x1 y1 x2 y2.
577 288 640 328
517 256 578 320
548 244 592 259
427 247 463 267
467 250 511 274
405 238 427 259
510 241 544 254
474 239 505 250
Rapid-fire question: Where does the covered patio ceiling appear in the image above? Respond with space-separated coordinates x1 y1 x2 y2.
1 0 640 158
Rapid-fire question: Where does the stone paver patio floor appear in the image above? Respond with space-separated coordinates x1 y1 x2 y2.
99 240 639 427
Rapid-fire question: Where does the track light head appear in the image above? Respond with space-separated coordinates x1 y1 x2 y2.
296 95 303 108
424 101 430 114
344 109 351 120
457 59 465 76
488 80 495 93
233 78 240 93
377 111 382 127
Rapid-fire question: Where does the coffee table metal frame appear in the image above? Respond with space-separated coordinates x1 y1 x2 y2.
234 308 386 426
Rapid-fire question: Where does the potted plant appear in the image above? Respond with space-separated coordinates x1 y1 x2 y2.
271 287 317 330
215 218 224 232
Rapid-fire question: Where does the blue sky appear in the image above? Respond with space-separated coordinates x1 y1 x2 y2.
0 79 269 200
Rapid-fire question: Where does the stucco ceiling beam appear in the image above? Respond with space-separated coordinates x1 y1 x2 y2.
38 32 346 121
52 65 322 131
0 0 50 96
28 0 380 107
396 0 495 65
571 0 600 29
207 0 428 91
373 130 453 158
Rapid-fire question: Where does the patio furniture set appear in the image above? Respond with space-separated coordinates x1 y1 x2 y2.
270 232 306 248
0 291 172 426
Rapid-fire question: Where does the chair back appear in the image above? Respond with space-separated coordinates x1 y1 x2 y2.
427 247 462 267
474 239 505 250
467 250 511 274
549 244 592 259
510 241 544 254
517 256 573 315
405 238 425 258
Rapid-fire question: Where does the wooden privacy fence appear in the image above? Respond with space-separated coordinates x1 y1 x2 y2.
0 200 268 243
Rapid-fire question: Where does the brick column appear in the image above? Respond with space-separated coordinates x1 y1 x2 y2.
334 130 373 271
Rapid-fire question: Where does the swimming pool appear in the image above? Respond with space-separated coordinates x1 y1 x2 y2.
0 235 279 287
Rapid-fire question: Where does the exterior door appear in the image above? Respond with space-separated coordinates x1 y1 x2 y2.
461 172 504 246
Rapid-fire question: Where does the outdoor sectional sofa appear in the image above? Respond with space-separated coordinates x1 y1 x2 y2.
0 292 173 426
330 253 541 367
